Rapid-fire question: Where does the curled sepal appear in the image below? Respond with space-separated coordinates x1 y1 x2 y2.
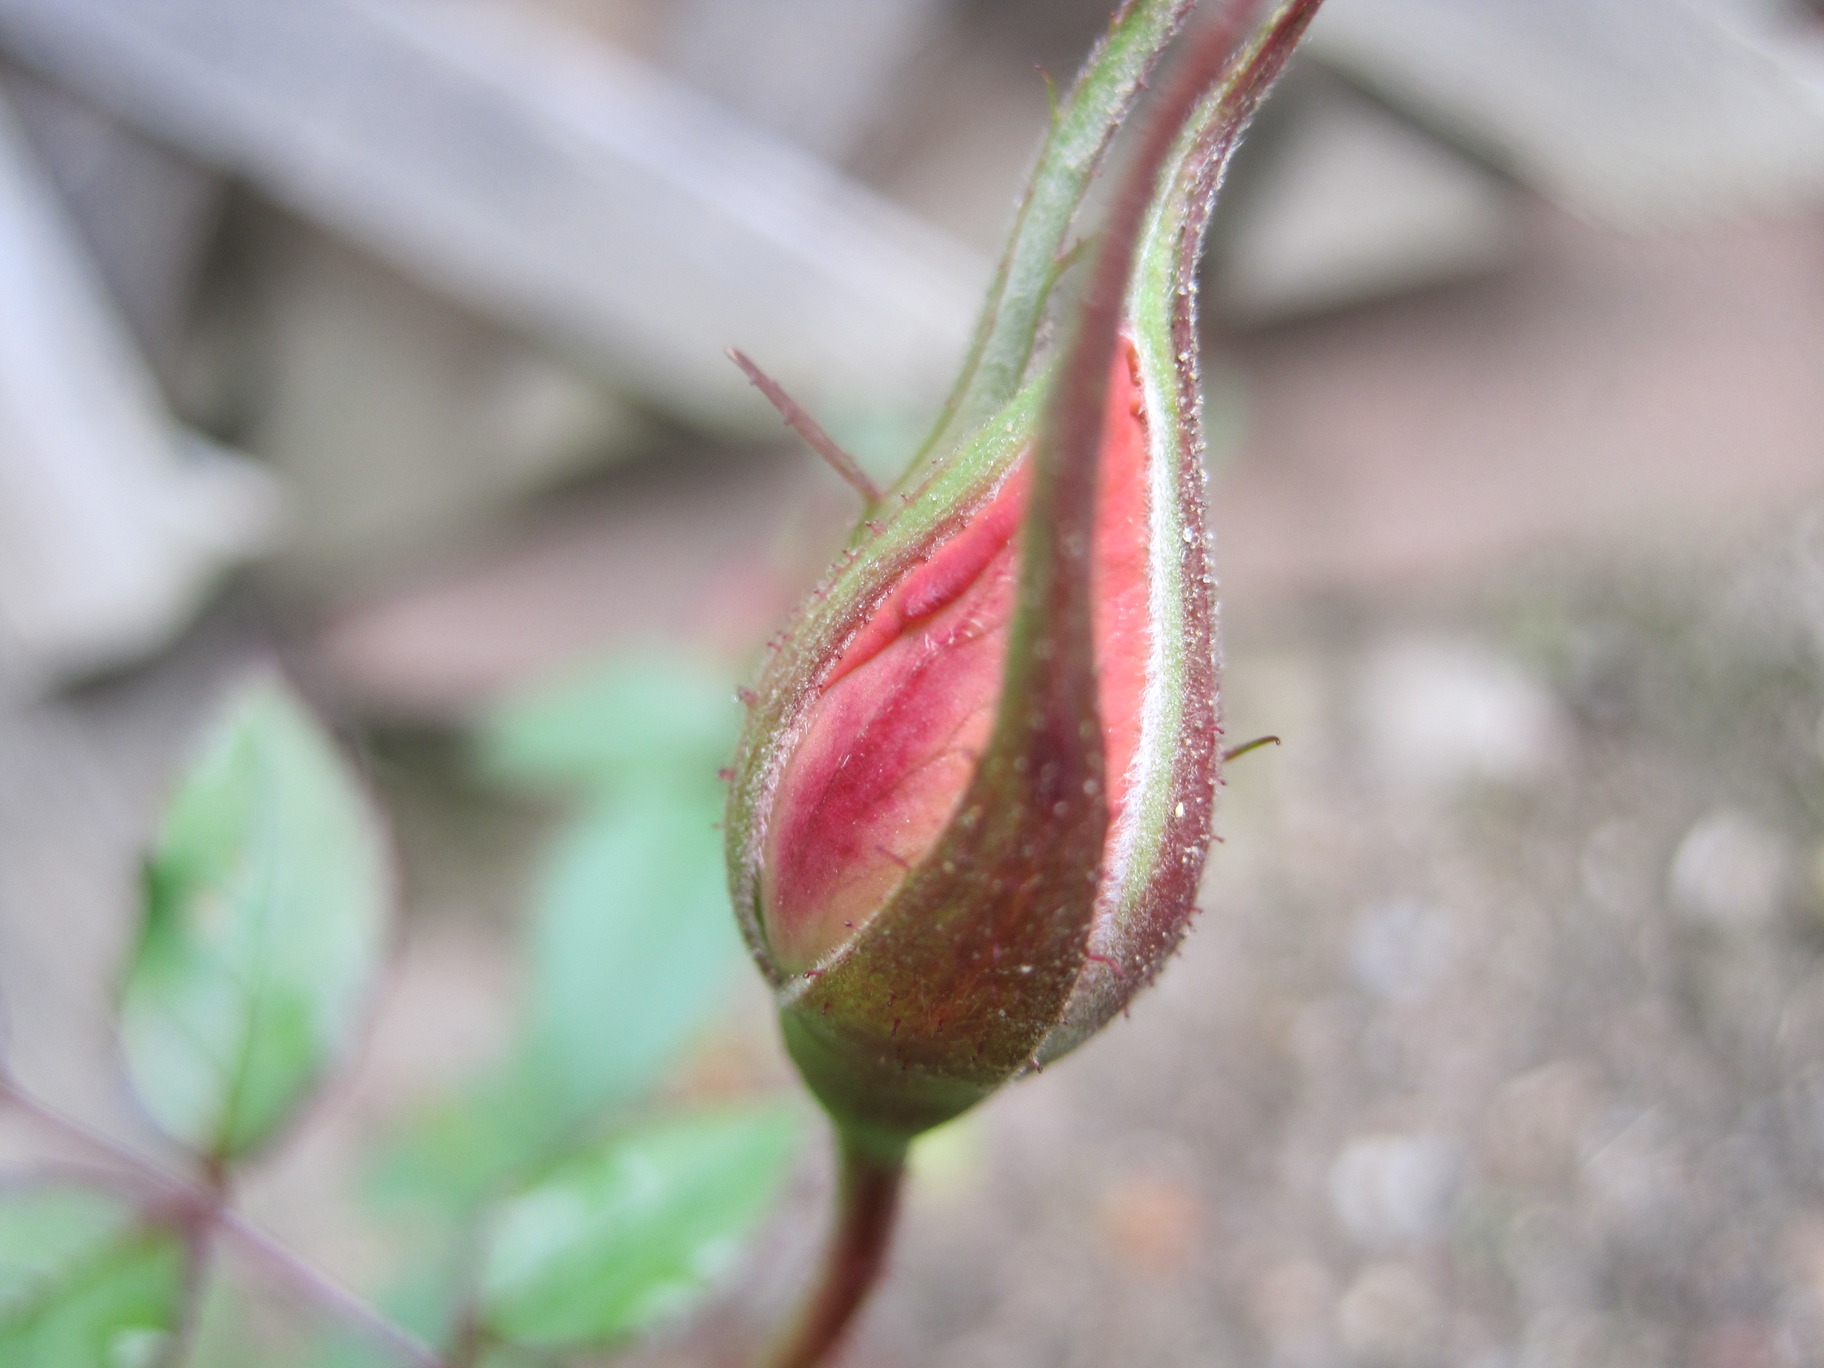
1042 0 1325 1061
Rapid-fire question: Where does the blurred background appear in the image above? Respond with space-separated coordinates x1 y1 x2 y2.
6 0 1824 1364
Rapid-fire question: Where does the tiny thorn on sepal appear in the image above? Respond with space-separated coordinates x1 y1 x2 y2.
1222 735 1282 764
727 347 882 503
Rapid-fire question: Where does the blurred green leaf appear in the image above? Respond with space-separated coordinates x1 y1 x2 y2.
292 1265 465 1368
367 654 750 1317
372 779 744 1212
524 784 744 1121
120 679 390 1161
0 1186 187 1367
481 655 738 790
480 652 749 1125
478 1107 799 1350
366 1070 566 1217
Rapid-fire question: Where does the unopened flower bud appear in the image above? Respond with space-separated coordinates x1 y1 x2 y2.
725 0 1320 1145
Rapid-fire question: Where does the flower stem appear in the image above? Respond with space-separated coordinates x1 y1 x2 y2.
765 1126 909 1368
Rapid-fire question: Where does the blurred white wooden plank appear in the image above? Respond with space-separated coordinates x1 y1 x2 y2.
0 89 273 685
665 0 947 162
1214 83 1516 323
0 63 223 376
1305 0 1824 225
238 212 646 591
0 0 985 426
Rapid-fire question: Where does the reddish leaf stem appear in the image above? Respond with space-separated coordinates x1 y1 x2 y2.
0 1073 448 1368
763 1128 908 1368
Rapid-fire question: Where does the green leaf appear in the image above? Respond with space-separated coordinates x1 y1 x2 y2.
371 654 744 1214
481 655 739 791
478 1107 800 1349
522 786 745 1122
291 1263 467 1368
488 652 747 1122
120 678 391 1161
365 1070 569 1218
0 1186 187 1367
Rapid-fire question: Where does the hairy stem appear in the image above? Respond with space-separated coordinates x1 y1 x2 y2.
764 1127 908 1368
0 1073 448 1368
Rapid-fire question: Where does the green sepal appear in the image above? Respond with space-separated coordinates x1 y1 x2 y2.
1042 0 1325 1060
913 0 1198 472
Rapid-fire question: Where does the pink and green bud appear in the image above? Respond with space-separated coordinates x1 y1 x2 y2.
725 0 1322 1145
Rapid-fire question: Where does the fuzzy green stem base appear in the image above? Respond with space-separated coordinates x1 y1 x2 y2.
765 1127 909 1368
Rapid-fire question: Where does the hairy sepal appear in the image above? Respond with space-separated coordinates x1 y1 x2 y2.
909 0 1198 478
1040 0 1325 1061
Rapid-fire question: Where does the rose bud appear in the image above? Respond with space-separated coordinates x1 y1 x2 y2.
725 0 1320 1150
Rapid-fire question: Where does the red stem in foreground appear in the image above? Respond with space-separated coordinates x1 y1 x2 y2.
764 1129 909 1368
